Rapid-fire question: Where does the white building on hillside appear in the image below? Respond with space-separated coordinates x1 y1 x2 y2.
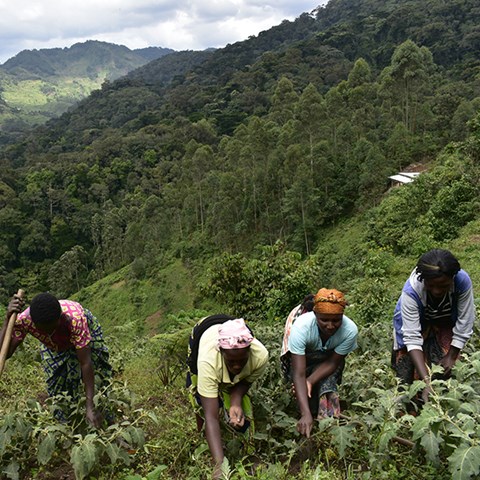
388 171 422 186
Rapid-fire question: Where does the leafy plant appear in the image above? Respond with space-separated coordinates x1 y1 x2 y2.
0 383 154 480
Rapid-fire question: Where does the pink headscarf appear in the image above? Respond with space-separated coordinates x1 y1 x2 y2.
217 318 253 350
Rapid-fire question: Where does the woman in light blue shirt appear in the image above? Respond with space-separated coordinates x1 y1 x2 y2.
282 288 358 438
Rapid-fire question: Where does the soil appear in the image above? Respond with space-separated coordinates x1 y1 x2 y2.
30 464 75 480
145 309 165 335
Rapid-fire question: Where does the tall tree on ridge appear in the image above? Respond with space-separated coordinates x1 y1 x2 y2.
380 40 435 134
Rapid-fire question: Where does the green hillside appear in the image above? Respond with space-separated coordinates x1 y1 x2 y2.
1 202 479 479
0 0 480 478
0 41 175 141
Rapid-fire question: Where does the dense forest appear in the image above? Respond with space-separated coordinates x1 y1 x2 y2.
1 0 480 299
0 0 480 478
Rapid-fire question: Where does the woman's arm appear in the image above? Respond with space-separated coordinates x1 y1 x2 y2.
400 291 433 398
291 353 313 438
408 349 430 380
307 352 345 387
439 345 460 376
228 380 250 428
76 346 103 428
408 349 432 402
451 285 475 349
199 395 224 478
400 293 424 349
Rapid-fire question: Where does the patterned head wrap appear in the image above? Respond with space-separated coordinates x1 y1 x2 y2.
313 288 347 314
218 318 253 350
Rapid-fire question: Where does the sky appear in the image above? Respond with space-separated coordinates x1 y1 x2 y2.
0 0 328 64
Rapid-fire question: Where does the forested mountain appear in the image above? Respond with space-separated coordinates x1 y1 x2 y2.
0 0 479 302
0 41 175 140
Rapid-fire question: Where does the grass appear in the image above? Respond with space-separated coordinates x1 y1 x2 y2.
1 75 103 119
72 258 196 338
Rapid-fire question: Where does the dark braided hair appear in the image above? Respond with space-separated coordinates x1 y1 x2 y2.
30 292 62 326
415 249 461 281
301 293 315 312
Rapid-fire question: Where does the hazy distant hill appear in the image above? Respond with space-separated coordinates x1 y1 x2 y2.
133 46 179 62
1 41 174 78
0 40 175 139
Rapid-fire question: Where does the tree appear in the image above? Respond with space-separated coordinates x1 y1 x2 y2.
451 99 480 141
48 245 89 297
356 141 390 209
90 204 128 274
270 76 299 126
189 144 215 232
385 122 414 170
380 40 435 134
0 207 25 267
345 58 379 139
19 168 56 218
324 85 347 153
0 181 17 209
18 219 51 261
347 57 372 88
295 83 325 173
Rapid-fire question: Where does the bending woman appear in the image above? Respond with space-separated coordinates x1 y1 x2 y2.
1 292 113 427
392 249 475 402
283 288 358 438
186 317 268 479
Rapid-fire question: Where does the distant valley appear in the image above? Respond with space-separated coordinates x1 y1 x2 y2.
0 40 174 142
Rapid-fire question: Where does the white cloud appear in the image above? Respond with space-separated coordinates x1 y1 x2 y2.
0 0 326 63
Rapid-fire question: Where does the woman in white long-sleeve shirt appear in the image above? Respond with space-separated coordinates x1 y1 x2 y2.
392 249 475 402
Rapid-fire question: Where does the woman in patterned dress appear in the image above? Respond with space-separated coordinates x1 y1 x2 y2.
1 292 112 427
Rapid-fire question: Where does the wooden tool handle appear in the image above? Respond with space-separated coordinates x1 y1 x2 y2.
0 289 25 377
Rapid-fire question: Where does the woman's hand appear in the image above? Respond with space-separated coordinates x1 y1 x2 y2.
6 295 24 319
439 348 460 378
305 378 313 398
297 411 314 438
228 405 245 428
420 375 434 404
86 406 103 428
212 462 223 480
421 383 433 404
